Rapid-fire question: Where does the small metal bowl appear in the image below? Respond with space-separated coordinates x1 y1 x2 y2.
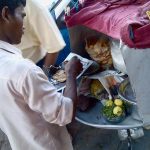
102 112 126 124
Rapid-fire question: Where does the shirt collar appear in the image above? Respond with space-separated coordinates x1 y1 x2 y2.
0 40 22 56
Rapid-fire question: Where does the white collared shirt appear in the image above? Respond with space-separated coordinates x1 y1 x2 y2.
0 41 73 150
16 0 66 63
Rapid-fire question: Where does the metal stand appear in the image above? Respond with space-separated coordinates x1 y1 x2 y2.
127 129 132 150
117 129 133 150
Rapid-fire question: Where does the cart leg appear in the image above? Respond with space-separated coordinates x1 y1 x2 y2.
127 129 132 150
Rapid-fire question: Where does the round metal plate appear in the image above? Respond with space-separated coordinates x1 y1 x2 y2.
76 102 142 129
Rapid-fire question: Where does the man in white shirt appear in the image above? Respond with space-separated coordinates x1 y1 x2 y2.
16 0 66 67
0 0 82 150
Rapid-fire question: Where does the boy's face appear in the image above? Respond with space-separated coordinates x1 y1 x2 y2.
7 5 26 44
1 5 26 44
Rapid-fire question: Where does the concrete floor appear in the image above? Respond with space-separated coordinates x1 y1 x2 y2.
73 122 150 150
1 121 150 150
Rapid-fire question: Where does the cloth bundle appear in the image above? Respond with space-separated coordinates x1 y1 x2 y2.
66 0 150 49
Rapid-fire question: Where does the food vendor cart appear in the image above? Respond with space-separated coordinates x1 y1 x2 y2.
64 0 150 149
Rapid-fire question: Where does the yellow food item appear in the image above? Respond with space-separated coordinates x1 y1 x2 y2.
90 79 104 97
105 100 113 107
113 106 123 116
114 99 123 106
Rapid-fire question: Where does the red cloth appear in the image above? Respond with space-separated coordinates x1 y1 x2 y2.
66 0 150 49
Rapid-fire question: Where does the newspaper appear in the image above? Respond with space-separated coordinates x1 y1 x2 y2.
88 70 124 99
78 70 124 100
49 52 93 91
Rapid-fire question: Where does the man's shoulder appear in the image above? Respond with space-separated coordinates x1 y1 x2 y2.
14 58 37 74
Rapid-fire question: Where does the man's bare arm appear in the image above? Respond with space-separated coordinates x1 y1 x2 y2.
44 52 58 66
63 57 83 120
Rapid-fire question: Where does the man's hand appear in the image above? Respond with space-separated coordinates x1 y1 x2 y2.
65 57 83 78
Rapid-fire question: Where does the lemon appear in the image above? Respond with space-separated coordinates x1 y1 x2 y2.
113 106 123 116
105 100 113 107
114 99 123 106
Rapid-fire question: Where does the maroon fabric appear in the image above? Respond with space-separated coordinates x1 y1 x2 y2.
66 0 150 49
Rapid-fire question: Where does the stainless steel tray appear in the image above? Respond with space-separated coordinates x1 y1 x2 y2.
76 101 142 129
118 78 136 105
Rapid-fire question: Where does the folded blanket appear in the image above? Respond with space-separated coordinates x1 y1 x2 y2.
66 0 150 49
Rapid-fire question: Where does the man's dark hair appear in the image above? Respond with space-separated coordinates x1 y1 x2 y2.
0 0 26 14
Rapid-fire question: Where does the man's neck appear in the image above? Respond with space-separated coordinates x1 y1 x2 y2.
0 26 11 44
